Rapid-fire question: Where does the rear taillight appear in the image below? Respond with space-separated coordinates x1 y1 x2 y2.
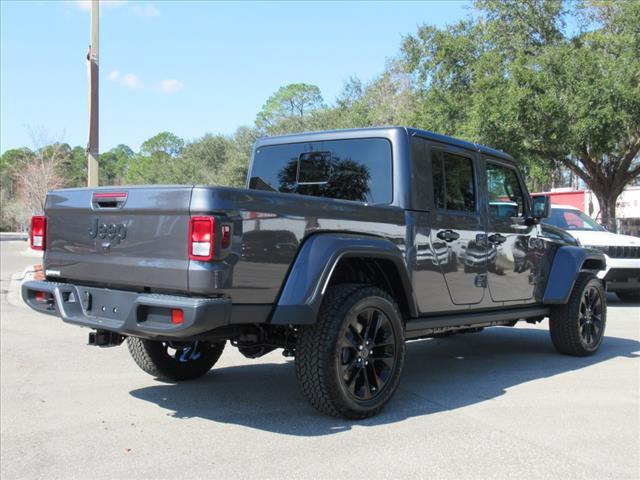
30 216 46 251
189 216 215 261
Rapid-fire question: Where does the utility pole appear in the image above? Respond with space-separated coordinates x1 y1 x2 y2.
87 0 99 187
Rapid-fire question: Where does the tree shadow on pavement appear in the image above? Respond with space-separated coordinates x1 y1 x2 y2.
129 326 639 436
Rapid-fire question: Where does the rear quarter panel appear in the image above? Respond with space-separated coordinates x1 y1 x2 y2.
188 187 407 303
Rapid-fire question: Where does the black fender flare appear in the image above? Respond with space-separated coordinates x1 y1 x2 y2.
542 246 606 304
270 233 418 325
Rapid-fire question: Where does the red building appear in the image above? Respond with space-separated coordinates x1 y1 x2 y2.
531 189 585 211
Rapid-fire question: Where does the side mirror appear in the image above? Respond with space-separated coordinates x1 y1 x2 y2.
531 195 550 219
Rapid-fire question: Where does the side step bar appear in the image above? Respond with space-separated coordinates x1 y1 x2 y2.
405 307 550 340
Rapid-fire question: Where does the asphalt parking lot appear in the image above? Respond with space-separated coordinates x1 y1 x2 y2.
1 240 639 479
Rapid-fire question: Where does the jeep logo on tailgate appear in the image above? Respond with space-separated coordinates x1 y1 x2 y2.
89 218 127 244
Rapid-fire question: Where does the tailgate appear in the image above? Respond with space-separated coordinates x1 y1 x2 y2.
44 186 193 293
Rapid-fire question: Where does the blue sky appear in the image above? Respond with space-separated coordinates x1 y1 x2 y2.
1 0 471 153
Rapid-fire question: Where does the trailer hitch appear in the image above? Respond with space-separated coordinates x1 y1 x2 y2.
88 330 125 347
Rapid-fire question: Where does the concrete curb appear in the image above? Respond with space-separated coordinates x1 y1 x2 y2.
0 232 28 241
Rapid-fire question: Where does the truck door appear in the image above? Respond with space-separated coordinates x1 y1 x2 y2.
484 159 536 302
430 149 486 305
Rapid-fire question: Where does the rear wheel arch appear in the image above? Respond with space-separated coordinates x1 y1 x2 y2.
325 256 415 321
270 233 418 326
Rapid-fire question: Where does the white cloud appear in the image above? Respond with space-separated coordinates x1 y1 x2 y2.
72 0 127 12
108 70 143 89
158 79 184 94
120 73 143 89
108 71 183 92
130 3 160 17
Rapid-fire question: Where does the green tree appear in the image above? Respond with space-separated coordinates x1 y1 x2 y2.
1 148 32 230
126 132 185 184
401 0 639 230
525 1 640 229
55 144 87 187
256 83 324 134
140 131 185 159
177 134 232 185
1 148 32 194
97 144 133 186
221 126 259 187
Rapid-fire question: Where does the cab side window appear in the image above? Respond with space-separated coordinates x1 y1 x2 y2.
432 151 476 213
486 162 525 220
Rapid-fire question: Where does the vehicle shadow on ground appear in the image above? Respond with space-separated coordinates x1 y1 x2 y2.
130 326 639 436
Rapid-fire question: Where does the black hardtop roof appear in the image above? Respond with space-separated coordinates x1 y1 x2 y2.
255 126 514 162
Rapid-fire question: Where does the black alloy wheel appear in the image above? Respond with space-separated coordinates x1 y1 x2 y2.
337 306 397 401
296 284 405 419
578 285 604 347
549 273 606 356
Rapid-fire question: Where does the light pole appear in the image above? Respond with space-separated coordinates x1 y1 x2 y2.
87 0 99 187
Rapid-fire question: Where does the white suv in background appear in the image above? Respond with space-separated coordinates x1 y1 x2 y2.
544 204 640 303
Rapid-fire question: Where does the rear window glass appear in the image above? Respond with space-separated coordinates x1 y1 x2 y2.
249 138 392 204
432 151 476 212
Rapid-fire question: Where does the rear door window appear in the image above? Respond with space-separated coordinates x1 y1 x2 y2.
249 138 392 204
432 151 476 213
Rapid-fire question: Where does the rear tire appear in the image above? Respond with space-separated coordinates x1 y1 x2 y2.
295 284 405 419
549 273 606 356
127 338 225 381
615 291 640 303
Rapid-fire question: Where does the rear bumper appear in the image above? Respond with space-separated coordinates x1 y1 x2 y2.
22 280 234 339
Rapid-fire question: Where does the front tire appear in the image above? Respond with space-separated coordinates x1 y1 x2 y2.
615 291 640 303
127 338 225 381
295 284 406 419
549 273 606 356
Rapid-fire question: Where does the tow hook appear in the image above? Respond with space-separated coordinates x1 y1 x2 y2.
88 330 125 347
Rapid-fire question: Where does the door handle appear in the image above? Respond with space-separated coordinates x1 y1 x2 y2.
488 233 507 245
437 229 460 242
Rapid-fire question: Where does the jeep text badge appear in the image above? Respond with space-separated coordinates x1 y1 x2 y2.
89 218 127 244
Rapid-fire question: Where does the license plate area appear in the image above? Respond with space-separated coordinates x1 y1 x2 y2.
79 287 128 321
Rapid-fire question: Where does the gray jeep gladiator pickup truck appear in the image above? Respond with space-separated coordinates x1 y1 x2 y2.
23 127 607 419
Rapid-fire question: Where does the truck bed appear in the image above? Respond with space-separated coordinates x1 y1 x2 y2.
43 185 407 303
